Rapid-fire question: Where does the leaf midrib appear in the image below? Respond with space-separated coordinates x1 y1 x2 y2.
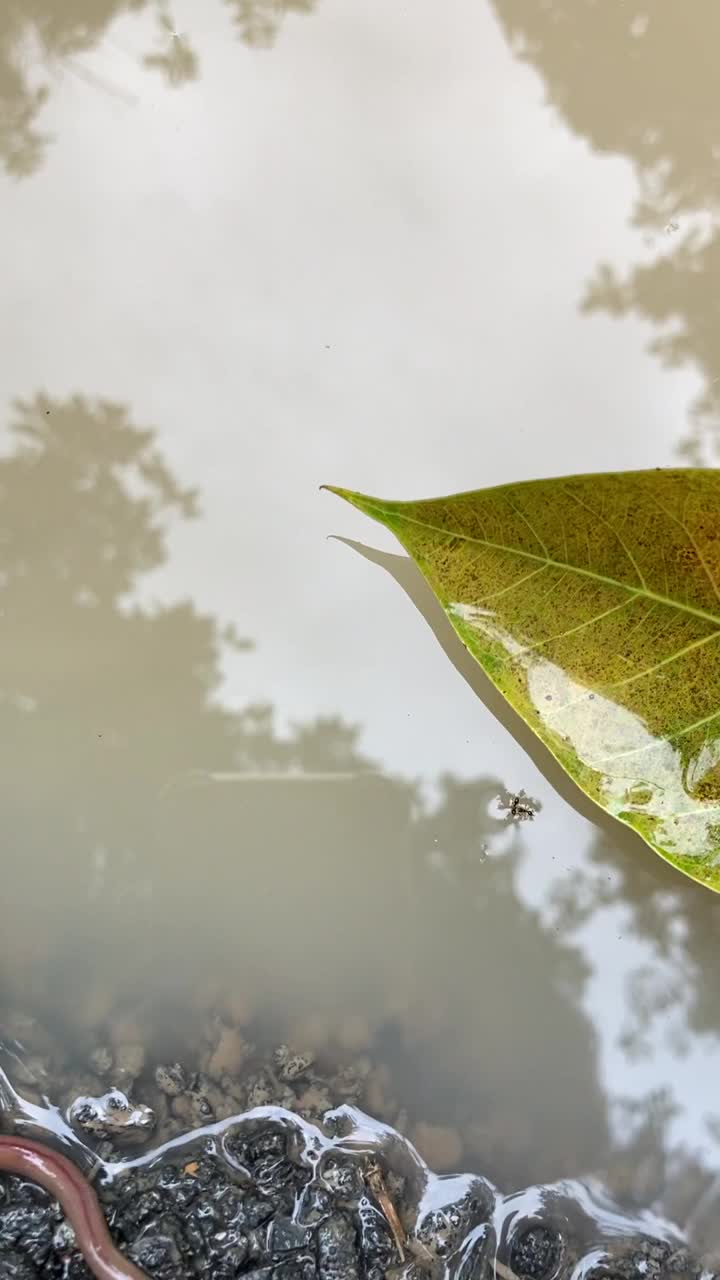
364 500 720 629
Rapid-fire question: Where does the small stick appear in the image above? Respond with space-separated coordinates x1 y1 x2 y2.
494 1261 519 1280
364 1159 406 1263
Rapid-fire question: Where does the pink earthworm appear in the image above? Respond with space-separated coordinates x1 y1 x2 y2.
0 1135 149 1280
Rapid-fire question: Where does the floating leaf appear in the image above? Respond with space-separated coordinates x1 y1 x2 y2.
324 471 720 892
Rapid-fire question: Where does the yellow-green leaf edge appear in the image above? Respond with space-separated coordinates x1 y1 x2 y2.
323 471 720 894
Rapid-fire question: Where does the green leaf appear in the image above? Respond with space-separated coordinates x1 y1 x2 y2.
323 470 720 892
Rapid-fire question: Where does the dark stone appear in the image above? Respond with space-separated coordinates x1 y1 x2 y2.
0 1249 39 1280
269 1217 314 1254
0 1203 54 1267
317 1214 361 1280
510 1223 563 1279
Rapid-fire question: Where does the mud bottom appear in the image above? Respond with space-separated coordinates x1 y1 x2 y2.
0 1103 711 1280
0 1013 715 1280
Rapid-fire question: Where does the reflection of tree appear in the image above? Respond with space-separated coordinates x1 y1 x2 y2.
142 12 198 88
491 0 720 462
0 0 317 175
583 233 720 465
0 0 147 175
224 0 315 48
0 390 608 1190
550 824 720 1054
539 819 720 1225
0 392 360 978
401 775 603 1187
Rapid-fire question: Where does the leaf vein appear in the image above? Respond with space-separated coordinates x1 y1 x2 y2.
673 707 720 741
651 491 720 610
503 495 549 558
475 563 549 604
517 594 640 656
604 628 720 690
381 508 720 628
564 487 648 590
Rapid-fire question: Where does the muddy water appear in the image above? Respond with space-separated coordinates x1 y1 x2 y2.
1 0 720 1247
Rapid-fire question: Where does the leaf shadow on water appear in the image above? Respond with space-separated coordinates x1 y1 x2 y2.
329 533 675 880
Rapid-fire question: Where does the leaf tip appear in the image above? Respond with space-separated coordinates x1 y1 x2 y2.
321 485 396 527
320 484 367 509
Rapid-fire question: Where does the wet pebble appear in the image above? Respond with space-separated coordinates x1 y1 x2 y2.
154 1061 188 1097
68 1087 156 1145
274 1045 315 1082
317 1213 361 1280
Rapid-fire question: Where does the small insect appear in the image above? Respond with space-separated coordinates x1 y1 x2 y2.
498 790 540 822
364 1159 406 1261
509 794 535 820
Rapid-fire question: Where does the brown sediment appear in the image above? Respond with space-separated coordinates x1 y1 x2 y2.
0 1136 149 1280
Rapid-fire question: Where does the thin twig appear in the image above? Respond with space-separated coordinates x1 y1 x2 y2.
364 1160 406 1262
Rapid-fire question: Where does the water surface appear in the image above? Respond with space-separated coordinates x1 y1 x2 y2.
1 0 720 1246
